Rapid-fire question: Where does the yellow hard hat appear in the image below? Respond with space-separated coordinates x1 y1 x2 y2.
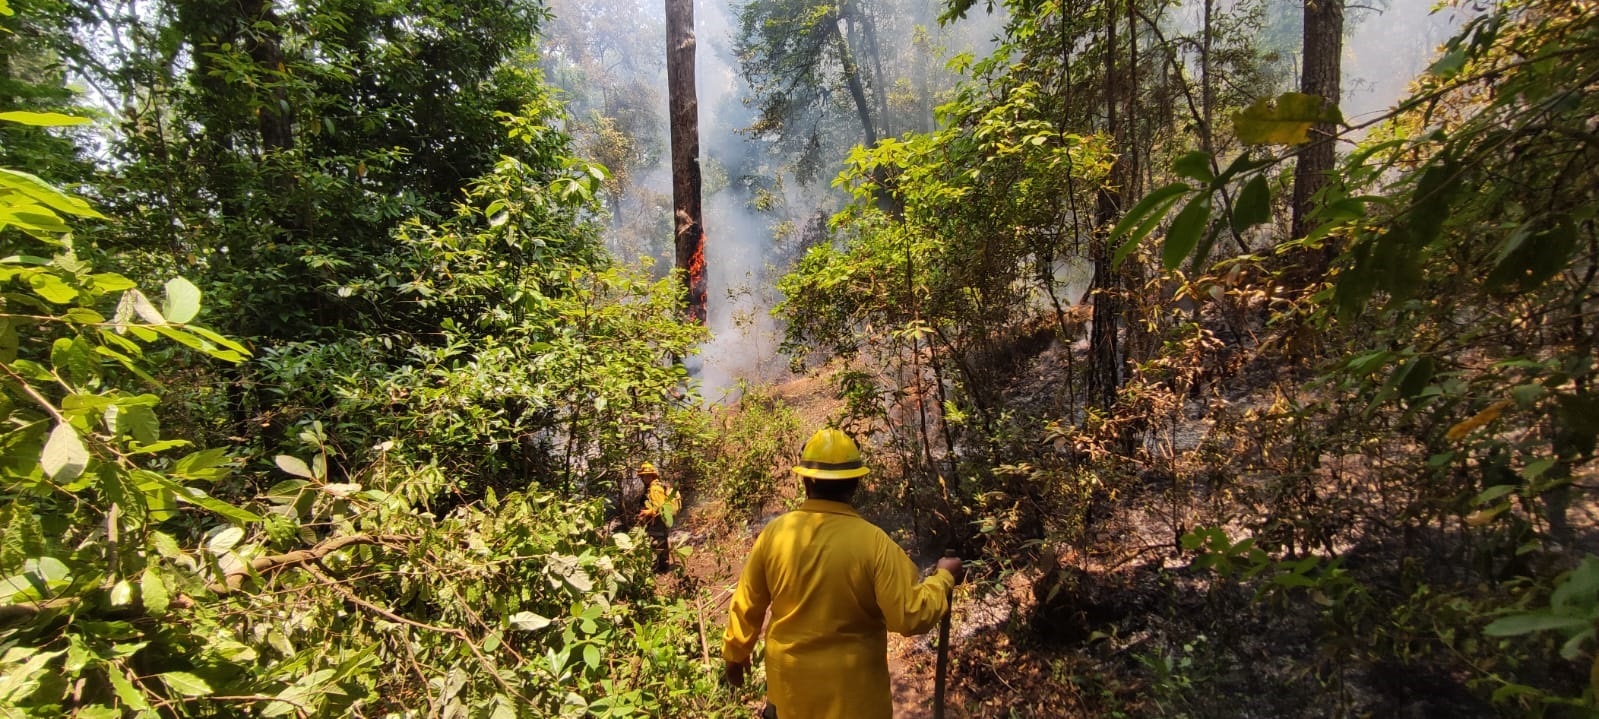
793 428 869 480
638 461 659 477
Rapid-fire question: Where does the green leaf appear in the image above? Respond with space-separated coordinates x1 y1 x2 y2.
65 307 105 324
1171 151 1214 182
162 277 201 324
1393 355 1436 399
1110 182 1192 269
510 611 552 631
0 111 91 127
158 672 212 697
207 526 244 554
150 474 261 523
141 565 170 615
1230 175 1271 233
29 272 78 304
1475 484 1516 505
1232 93 1344 146
1428 48 1468 78
91 273 137 292
1162 197 1212 270
275 455 314 479
105 664 151 711
1407 159 1461 247
40 423 88 483
1551 556 1599 611
149 531 183 559
1484 612 1588 637
0 168 104 218
184 324 251 356
172 447 232 481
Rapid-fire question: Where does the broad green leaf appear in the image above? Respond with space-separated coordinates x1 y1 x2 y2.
105 664 151 711
510 611 552 631
1393 355 1436 399
141 565 170 615
1171 151 1214 182
108 579 134 606
1429 48 1468 78
151 474 261 523
0 168 104 218
65 307 105 324
158 672 212 697
1475 484 1517 505
29 272 78 304
1407 160 1461 247
275 455 314 479
206 526 244 554
162 277 201 324
183 325 250 356
1110 182 1191 269
1560 628 1594 660
3 206 70 234
149 531 183 559
1162 197 1212 270
152 325 245 362
1552 556 1599 611
91 273 137 292
1230 175 1271 233
266 479 308 503
40 423 88 483
171 447 231 482
1484 613 1588 637
1232 93 1343 146
0 111 90 127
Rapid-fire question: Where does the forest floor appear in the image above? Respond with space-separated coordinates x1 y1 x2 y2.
661 336 1598 717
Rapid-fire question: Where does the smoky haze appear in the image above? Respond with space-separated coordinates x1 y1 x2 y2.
541 0 1460 401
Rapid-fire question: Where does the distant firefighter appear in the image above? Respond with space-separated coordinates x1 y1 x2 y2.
635 462 680 572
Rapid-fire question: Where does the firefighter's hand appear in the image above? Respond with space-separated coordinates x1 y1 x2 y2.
937 556 965 585
724 660 749 688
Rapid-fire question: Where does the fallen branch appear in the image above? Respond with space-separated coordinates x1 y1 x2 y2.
214 533 415 593
0 533 416 624
303 565 533 705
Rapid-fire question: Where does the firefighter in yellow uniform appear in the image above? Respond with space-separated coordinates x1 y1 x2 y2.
636 462 680 572
723 428 964 718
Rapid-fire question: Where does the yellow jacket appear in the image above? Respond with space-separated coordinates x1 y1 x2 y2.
723 499 954 719
639 480 681 523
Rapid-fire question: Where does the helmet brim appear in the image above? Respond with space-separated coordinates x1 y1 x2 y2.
794 465 870 480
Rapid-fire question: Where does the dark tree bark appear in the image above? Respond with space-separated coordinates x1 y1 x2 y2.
834 21 878 148
240 0 292 156
1290 0 1344 265
1087 0 1124 413
666 0 706 322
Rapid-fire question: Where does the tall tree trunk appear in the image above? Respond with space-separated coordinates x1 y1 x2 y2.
1290 0 1343 273
856 7 892 138
833 21 878 148
241 0 292 157
1087 0 1124 413
666 0 706 322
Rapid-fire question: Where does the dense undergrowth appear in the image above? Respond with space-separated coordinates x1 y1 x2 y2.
774 0 1599 716
2 0 1596 716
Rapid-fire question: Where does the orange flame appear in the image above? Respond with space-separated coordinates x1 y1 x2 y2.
687 230 707 324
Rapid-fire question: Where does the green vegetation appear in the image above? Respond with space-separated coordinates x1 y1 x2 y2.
1 0 1595 715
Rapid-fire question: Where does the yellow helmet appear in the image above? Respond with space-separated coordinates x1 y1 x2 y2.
638 461 659 478
793 428 869 480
